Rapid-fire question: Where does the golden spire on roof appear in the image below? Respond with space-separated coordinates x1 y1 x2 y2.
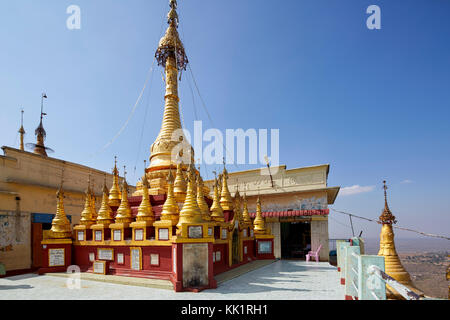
115 166 133 224
234 187 243 224
174 162 187 198
177 165 203 228
136 162 155 223
210 178 224 222
50 170 72 238
96 177 114 225
150 0 193 171
197 173 211 221
80 174 96 226
253 196 266 234
90 180 97 220
377 180 422 299
33 93 49 156
19 109 25 151
160 169 180 224
108 156 122 207
242 193 252 224
220 163 234 211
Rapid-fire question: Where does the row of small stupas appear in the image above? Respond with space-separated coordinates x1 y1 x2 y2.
46 159 270 241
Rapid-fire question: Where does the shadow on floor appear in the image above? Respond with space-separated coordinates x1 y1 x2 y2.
0 284 34 290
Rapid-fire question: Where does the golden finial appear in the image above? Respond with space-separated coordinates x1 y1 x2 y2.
19 109 25 151
174 162 187 196
108 156 122 207
136 161 154 223
160 169 180 224
50 169 72 238
115 166 133 223
210 178 224 222
96 178 114 225
379 180 397 224
177 165 203 228
234 186 243 224
220 163 234 211
242 193 252 224
80 174 96 226
197 173 211 221
253 196 266 234
90 178 97 220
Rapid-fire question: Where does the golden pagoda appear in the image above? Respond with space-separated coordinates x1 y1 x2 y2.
220 166 234 211
95 181 114 226
174 162 187 202
135 168 155 223
114 179 133 225
234 188 244 225
79 176 96 226
378 181 422 299
253 196 266 234
90 180 98 220
242 194 252 225
159 169 180 225
108 156 122 207
136 0 193 199
177 165 203 228
210 178 224 222
197 174 211 221
49 182 72 239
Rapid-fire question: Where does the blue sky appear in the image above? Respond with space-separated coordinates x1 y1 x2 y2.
1 1 449 242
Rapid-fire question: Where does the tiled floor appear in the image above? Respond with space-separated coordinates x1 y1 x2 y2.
0 260 344 300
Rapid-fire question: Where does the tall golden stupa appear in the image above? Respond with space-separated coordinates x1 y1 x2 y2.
378 180 423 299
134 0 194 197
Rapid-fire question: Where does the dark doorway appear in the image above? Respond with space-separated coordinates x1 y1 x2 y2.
280 221 311 259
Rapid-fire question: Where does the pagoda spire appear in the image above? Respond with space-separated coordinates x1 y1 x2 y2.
96 177 114 225
242 193 252 224
108 156 122 207
220 163 234 211
80 174 96 226
50 170 72 238
90 179 97 220
18 109 25 151
115 166 133 224
33 93 48 156
210 178 224 222
136 161 155 223
177 165 203 228
377 180 422 298
150 0 193 170
253 196 266 234
160 169 180 225
197 173 211 221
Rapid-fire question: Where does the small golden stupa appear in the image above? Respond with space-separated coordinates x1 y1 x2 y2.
378 180 423 299
253 196 267 234
197 174 211 221
220 166 234 211
135 164 155 223
79 175 96 226
49 180 72 239
96 180 114 226
210 178 224 222
108 156 122 207
242 194 252 225
159 169 180 225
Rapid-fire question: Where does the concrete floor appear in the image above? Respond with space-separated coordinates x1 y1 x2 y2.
0 260 344 300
